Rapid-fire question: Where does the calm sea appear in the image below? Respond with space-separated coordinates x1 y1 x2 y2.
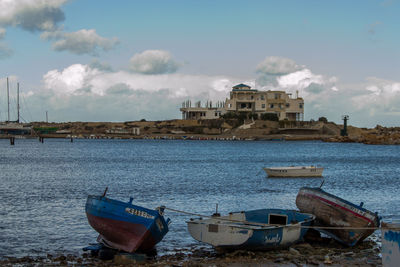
0 139 399 258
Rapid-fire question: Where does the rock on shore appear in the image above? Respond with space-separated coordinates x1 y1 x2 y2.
0 236 381 266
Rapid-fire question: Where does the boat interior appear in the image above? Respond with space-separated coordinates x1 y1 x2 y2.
191 209 314 229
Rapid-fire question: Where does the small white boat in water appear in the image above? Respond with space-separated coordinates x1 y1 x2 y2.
263 166 323 177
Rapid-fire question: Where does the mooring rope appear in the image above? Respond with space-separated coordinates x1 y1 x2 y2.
163 206 399 230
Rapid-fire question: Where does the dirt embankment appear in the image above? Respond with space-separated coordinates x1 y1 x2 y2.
29 120 400 145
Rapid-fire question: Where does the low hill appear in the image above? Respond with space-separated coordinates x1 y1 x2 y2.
26 119 400 145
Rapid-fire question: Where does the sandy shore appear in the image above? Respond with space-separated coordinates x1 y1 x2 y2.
0 234 381 266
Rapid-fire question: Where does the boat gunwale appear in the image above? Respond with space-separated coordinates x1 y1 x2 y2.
186 209 316 230
186 220 308 230
298 187 379 220
87 195 163 217
86 195 170 233
264 166 323 171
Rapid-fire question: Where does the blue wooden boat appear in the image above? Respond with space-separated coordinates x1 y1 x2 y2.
85 190 170 253
187 209 315 250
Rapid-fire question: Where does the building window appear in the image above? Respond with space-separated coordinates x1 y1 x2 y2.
286 103 290 108
270 104 274 108
261 95 265 100
275 93 279 99
262 104 265 109
241 103 246 108
251 96 254 100
299 104 303 109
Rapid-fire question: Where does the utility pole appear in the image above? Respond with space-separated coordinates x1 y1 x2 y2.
46 111 48 123
17 82 20 123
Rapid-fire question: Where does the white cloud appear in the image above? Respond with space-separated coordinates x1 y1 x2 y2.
255 57 339 111
43 63 235 98
253 56 397 126
0 0 67 32
277 69 338 96
43 64 101 94
129 50 180 74
0 0 118 57
89 59 113 72
25 62 239 121
351 78 400 113
41 29 119 55
256 56 304 75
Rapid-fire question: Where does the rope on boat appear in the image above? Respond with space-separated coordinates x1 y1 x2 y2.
163 206 399 230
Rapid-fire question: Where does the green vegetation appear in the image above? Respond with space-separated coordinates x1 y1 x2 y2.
260 113 279 121
33 127 58 134
249 113 258 120
318 116 328 123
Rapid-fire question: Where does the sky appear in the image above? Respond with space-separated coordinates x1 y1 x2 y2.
0 0 399 127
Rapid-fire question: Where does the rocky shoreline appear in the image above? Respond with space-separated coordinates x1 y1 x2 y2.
3 119 400 146
0 234 382 266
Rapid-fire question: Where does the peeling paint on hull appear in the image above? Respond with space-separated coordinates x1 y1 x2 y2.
296 187 379 246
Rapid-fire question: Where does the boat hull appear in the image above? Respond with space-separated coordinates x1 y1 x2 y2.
187 209 314 250
264 166 323 177
296 187 379 246
85 195 169 253
381 222 400 267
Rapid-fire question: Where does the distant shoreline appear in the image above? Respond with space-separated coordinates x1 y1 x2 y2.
1 119 400 145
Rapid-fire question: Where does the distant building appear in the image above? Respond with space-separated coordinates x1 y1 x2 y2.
180 84 304 121
106 127 140 135
180 100 225 120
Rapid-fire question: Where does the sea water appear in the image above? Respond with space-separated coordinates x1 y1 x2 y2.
0 138 399 258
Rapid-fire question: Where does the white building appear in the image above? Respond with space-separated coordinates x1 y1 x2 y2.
180 100 225 120
180 84 304 121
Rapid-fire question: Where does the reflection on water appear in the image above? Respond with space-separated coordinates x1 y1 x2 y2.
0 139 399 258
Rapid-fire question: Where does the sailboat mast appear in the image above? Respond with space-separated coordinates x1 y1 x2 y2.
17 82 20 123
7 77 10 122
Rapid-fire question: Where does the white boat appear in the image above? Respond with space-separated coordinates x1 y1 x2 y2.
187 209 315 251
263 166 323 177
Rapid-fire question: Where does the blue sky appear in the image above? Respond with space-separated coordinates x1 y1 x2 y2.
0 0 399 127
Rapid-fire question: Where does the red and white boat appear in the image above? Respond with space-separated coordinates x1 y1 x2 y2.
296 187 380 246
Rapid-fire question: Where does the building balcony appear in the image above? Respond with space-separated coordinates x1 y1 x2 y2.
236 108 254 112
